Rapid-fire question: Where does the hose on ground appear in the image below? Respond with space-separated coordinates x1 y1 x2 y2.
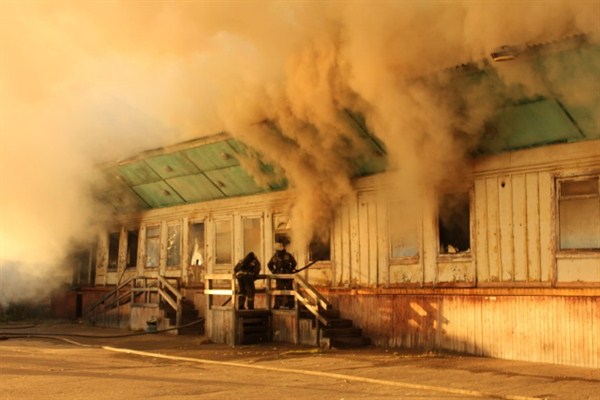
0 318 204 340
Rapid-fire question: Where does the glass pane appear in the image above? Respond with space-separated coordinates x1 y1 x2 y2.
215 220 232 264
145 226 160 268
243 217 262 257
145 239 160 267
560 197 600 249
561 178 598 197
189 223 205 266
167 225 181 267
389 202 419 258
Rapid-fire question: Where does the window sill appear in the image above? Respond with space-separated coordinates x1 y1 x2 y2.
556 250 600 259
390 256 420 265
436 253 472 262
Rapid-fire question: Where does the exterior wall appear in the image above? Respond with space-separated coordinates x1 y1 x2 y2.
92 139 600 367
326 288 599 368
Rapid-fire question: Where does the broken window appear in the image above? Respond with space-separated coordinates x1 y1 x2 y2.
558 176 600 250
273 214 291 248
243 217 262 258
145 225 160 268
126 230 138 269
108 232 120 271
388 201 419 259
71 249 91 286
215 219 232 265
309 232 331 261
438 192 471 255
167 225 182 267
188 222 205 266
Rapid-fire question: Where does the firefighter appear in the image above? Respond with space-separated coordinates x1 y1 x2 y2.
267 242 297 309
234 252 261 310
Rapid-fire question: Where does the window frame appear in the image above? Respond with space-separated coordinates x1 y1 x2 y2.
436 190 473 260
556 174 600 253
387 200 420 263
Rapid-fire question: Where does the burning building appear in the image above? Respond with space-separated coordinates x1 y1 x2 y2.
1 2 598 368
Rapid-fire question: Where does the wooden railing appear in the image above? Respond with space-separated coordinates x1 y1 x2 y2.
205 272 333 344
87 275 184 328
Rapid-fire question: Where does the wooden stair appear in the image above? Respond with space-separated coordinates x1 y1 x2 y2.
164 298 204 335
236 310 271 344
300 306 371 348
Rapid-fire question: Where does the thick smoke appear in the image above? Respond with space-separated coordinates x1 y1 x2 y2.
1 1 598 302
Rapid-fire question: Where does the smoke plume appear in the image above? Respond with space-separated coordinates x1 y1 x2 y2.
1 1 598 302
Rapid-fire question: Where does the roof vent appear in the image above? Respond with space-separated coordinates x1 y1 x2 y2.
490 45 518 62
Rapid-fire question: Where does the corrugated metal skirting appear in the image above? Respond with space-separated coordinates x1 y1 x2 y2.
336 293 599 368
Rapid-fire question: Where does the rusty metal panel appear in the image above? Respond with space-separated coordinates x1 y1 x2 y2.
539 172 555 282
204 166 263 197
357 196 370 286
525 172 542 281
166 174 225 203
512 174 528 281
116 161 162 186
131 181 185 208
144 153 199 179
498 175 514 281
437 260 472 282
485 177 501 281
183 141 240 171
475 179 489 281
557 257 600 282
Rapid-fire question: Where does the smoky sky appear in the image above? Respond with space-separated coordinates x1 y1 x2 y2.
1 1 598 302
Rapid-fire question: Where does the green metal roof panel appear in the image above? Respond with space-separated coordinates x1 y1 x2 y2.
131 181 185 208
488 99 583 152
166 174 226 203
183 141 240 171
204 165 263 197
116 161 162 186
144 153 199 179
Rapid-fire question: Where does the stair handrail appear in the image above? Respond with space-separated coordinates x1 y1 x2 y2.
156 274 184 327
88 276 134 313
292 274 332 327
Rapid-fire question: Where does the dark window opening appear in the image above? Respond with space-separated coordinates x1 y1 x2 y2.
108 232 120 271
189 222 205 266
309 233 331 261
126 230 139 269
71 249 91 286
438 192 470 254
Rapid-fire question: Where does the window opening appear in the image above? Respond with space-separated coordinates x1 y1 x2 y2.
309 232 331 261
243 217 262 257
438 192 470 255
145 226 160 268
167 225 182 267
71 249 91 285
215 220 232 265
189 222 205 266
108 232 119 271
126 230 138 269
559 176 600 250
